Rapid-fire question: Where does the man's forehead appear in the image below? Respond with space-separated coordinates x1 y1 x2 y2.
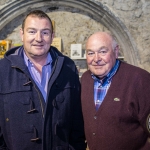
91 34 111 41
24 16 52 28
26 15 49 22
87 35 112 48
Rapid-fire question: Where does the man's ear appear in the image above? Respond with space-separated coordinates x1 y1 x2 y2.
20 28 24 42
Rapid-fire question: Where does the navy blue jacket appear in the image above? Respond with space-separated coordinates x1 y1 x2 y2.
0 46 86 150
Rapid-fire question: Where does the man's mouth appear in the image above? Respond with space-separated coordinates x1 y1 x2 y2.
93 64 105 67
33 44 43 48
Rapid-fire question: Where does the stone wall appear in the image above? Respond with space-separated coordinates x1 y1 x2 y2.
99 0 150 71
0 0 150 72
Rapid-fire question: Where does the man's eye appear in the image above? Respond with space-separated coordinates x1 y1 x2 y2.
99 49 108 55
87 52 94 55
100 50 107 53
43 32 48 35
28 31 35 34
42 31 50 36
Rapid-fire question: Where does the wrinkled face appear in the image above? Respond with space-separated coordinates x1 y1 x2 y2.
86 32 119 79
20 16 54 59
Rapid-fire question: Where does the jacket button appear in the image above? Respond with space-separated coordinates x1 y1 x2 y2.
94 116 97 119
93 132 96 135
55 83 59 87
6 118 9 122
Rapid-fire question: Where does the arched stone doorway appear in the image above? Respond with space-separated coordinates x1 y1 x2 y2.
0 0 139 66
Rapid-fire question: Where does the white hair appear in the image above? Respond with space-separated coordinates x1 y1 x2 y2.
105 31 118 51
112 38 118 51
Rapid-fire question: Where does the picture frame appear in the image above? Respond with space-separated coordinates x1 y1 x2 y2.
0 40 11 58
70 44 82 59
51 37 61 51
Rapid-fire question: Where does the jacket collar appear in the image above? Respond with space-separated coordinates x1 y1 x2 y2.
4 45 64 71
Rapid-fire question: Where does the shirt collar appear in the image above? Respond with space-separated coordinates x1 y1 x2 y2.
92 59 120 85
23 50 52 67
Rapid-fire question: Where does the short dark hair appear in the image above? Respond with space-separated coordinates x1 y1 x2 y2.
22 10 53 33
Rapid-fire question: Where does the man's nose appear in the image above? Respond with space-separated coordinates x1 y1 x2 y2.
93 52 101 62
35 32 42 42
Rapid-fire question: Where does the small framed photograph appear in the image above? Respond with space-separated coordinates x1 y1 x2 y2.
0 40 11 59
51 37 62 52
70 44 82 59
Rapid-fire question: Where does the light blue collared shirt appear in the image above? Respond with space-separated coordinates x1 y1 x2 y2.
24 52 52 102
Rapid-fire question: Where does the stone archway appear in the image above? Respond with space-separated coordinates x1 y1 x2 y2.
0 0 139 66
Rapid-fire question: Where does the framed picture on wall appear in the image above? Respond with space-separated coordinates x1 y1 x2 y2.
0 40 11 58
70 44 82 59
51 37 61 51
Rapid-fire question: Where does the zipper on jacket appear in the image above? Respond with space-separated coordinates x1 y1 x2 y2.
34 84 44 118
50 57 58 80
11 66 45 118
46 57 58 101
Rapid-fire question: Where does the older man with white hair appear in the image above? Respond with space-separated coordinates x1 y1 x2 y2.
81 31 150 150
